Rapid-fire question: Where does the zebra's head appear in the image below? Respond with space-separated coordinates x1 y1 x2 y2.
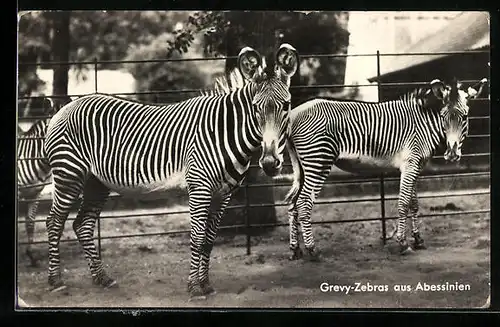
237 43 299 177
428 78 488 162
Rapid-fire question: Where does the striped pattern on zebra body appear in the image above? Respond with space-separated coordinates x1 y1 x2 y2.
42 44 300 299
17 98 57 267
283 78 488 260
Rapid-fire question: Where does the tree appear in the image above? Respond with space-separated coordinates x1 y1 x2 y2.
126 33 207 104
18 11 191 102
166 11 350 106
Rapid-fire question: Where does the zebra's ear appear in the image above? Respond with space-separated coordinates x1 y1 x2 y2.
467 78 488 99
276 43 299 85
429 79 447 100
237 47 263 81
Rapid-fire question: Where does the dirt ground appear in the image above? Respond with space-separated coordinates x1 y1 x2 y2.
16 189 490 309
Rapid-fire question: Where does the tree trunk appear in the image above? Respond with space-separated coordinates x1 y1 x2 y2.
51 11 70 97
218 17 278 236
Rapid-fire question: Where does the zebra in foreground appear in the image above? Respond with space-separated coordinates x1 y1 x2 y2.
43 44 299 299
17 98 55 267
283 78 487 259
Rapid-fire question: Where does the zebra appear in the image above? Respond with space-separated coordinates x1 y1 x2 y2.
17 98 56 267
42 44 299 299
283 78 488 260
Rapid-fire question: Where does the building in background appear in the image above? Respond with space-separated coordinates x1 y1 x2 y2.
344 11 488 101
345 11 490 171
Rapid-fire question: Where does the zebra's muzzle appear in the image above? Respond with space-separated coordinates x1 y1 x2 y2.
444 142 461 162
259 156 282 177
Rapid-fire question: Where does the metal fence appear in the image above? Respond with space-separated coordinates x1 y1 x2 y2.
17 49 491 257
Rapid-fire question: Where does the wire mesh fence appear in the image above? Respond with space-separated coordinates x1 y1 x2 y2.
17 49 490 256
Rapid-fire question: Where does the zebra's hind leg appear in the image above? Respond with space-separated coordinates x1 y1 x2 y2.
25 200 39 267
296 194 321 262
46 170 86 292
288 202 303 260
198 194 231 296
409 188 426 250
186 186 211 300
72 175 115 288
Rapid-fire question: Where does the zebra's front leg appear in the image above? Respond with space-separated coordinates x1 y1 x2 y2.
288 202 303 260
72 175 115 288
409 187 426 250
25 200 39 267
187 187 212 300
395 163 421 255
198 194 231 296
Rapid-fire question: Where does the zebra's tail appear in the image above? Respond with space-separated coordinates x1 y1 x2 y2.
283 138 303 204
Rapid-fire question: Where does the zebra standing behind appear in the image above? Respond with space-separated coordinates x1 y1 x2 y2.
42 44 299 299
17 98 55 267
283 78 487 260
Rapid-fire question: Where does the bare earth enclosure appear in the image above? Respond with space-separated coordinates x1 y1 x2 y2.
17 190 490 309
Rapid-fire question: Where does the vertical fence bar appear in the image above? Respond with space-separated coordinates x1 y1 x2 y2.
245 177 251 255
94 57 98 93
94 57 102 258
376 50 387 244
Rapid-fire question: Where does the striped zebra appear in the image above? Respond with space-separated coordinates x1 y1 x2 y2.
17 98 55 267
42 44 299 299
283 78 487 260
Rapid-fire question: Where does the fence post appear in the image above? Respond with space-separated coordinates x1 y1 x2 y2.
94 57 98 93
93 57 102 259
380 174 387 244
376 50 387 244
245 177 251 255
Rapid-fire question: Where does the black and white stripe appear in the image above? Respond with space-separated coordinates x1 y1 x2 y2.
17 115 51 266
284 78 486 259
42 44 299 298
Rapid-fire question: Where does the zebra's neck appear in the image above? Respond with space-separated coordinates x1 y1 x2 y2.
226 84 262 161
400 99 446 155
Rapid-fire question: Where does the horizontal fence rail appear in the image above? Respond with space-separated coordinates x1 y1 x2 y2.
17 49 490 256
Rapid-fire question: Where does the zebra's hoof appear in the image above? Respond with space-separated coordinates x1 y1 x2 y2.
413 241 427 250
189 285 207 301
399 245 414 255
412 234 426 250
48 276 66 293
49 283 67 293
201 285 216 296
305 247 321 262
93 275 117 289
289 247 303 261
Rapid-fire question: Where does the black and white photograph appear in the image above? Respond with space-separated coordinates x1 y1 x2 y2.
16 10 490 309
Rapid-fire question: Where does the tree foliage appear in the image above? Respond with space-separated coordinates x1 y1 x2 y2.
126 33 207 104
166 11 351 105
18 11 191 98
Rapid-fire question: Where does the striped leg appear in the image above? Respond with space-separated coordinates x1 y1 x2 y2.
198 194 231 296
395 163 420 255
25 200 39 267
46 170 86 291
72 175 115 288
288 202 303 260
409 187 426 250
187 186 211 299
295 169 330 262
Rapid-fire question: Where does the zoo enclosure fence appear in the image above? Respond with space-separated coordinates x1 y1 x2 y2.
17 49 491 257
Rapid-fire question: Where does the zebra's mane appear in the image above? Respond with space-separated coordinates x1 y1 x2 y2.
200 68 247 97
398 87 429 105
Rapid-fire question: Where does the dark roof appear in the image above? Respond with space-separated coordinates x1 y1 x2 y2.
368 12 489 81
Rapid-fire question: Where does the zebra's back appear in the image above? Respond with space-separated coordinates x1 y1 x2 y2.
45 93 221 196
